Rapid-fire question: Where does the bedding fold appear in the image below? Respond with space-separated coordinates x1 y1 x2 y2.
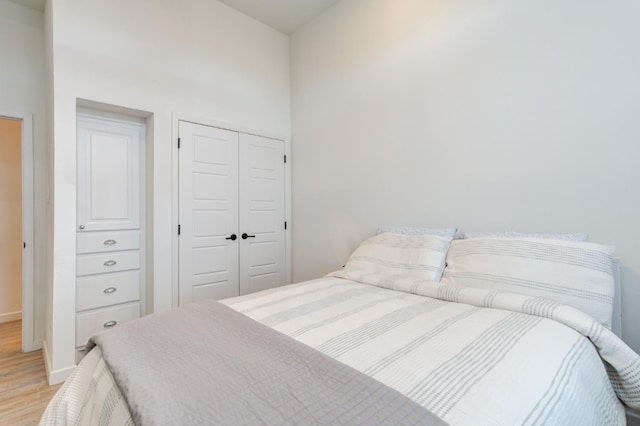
88 299 446 425
330 269 640 409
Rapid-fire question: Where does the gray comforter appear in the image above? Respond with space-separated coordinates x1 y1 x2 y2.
89 299 446 425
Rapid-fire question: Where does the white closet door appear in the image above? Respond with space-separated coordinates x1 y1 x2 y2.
239 133 286 295
77 117 142 231
179 121 240 303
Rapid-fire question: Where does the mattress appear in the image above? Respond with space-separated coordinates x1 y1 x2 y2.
42 275 633 425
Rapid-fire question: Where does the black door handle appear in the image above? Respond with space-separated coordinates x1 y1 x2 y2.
241 233 255 240
225 234 237 241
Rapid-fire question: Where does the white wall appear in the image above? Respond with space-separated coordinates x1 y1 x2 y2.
45 0 290 381
0 0 46 342
291 0 640 353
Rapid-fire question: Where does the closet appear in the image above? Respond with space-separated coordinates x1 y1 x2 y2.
178 121 286 304
75 113 145 360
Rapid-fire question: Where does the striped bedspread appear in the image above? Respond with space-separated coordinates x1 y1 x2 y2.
224 274 637 425
42 274 639 425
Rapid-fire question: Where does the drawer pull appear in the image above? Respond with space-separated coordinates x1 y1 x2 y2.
103 239 117 246
103 287 117 294
103 320 117 328
104 260 117 267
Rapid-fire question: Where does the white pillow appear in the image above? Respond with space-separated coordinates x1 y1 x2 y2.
344 233 453 281
441 237 615 327
460 231 589 241
377 226 457 238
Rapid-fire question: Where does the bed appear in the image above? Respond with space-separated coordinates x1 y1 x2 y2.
41 230 640 425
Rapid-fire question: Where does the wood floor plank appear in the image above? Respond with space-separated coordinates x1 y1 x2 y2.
0 320 64 425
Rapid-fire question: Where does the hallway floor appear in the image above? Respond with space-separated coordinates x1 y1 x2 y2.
0 321 62 425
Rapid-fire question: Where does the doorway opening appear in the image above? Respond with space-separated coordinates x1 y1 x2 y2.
0 113 35 353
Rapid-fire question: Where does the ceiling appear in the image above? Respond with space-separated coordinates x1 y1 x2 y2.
217 0 340 34
9 0 45 11
9 0 340 34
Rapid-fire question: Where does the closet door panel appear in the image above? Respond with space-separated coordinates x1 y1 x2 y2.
77 117 142 232
179 121 240 304
239 133 286 296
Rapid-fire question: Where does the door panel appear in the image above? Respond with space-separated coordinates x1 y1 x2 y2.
239 133 286 295
77 117 142 231
179 122 239 303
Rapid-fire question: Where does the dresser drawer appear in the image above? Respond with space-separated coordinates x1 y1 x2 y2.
77 251 140 276
77 230 140 254
76 270 140 312
76 302 140 347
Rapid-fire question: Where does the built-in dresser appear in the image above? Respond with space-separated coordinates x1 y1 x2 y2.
75 112 145 362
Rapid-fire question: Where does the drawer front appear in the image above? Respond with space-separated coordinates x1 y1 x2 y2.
77 230 140 254
76 302 140 347
77 251 140 276
77 270 140 312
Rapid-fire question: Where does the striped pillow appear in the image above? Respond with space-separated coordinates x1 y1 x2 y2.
441 237 615 327
377 226 457 238
460 231 588 241
343 233 453 281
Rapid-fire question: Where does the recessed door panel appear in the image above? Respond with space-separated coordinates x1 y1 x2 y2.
246 273 278 295
247 177 278 205
250 241 277 267
193 173 230 201
77 117 142 231
192 281 235 302
193 135 229 165
192 210 227 238
89 135 130 220
249 210 277 233
192 246 228 276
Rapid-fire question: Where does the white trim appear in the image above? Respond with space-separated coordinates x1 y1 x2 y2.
171 112 292 308
43 340 76 385
0 311 22 323
172 115 179 308
144 115 154 316
173 112 288 143
77 98 150 121
0 109 37 353
284 140 292 289
76 108 146 127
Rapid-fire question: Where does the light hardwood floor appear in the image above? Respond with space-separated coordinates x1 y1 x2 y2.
0 320 63 425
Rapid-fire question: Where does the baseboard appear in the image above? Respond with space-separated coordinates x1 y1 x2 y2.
23 338 43 353
0 311 21 323
42 340 76 385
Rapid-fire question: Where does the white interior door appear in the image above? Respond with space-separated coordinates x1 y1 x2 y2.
239 133 286 295
77 116 142 232
179 121 240 303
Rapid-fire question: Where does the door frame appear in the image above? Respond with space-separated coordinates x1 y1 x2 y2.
0 109 36 352
171 113 292 308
